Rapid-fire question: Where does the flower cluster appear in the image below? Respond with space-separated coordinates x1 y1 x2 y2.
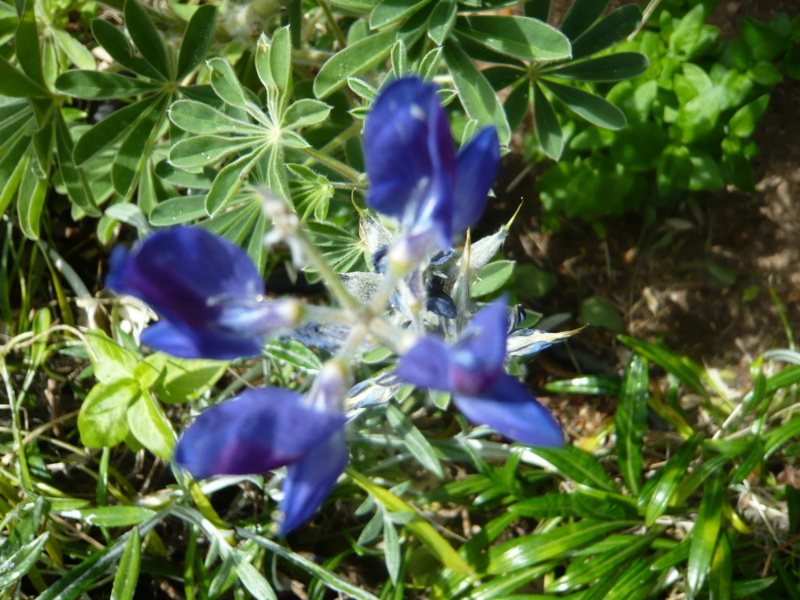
107 76 565 534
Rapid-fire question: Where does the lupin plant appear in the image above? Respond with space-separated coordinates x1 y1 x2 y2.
108 76 570 533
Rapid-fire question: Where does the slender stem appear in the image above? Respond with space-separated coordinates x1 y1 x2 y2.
318 0 347 50
299 146 362 183
1 359 32 494
295 231 361 312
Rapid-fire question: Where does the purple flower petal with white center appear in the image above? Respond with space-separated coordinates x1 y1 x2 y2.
173 388 347 480
107 227 300 360
396 298 564 447
279 429 348 535
364 77 500 253
454 375 564 447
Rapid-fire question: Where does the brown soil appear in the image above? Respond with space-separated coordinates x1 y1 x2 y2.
491 2 800 396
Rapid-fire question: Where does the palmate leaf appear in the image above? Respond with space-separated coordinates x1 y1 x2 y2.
314 30 396 99
306 220 370 276
456 15 571 63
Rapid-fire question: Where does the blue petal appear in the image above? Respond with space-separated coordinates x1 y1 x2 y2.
395 336 453 392
173 388 347 480
141 321 263 360
454 375 564 446
451 299 508 378
452 127 500 233
279 429 348 534
364 78 456 235
107 227 264 331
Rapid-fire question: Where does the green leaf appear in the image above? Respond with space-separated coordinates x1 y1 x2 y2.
236 528 381 600
347 468 474 576
168 99 266 136
644 434 703 526
55 113 100 217
0 532 50 588
529 445 618 492
729 94 770 138
205 146 265 215
544 375 621 395
444 41 511 144
0 57 48 97
428 0 456 46
471 260 515 297
382 511 401 584
540 79 626 130
169 135 262 170
124 0 170 78
207 57 251 111
580 295 624 330
618 335 709 399
78 379 139 448
177 4 217 80
386 404 444 477
85 332 139 382
105 204 150 234
457 15 571 62
56 70 159 99
112 94 167 197
38 511 166 600
151 355 228 403
549 53 649 82
741 16 788 61
127 390 175 460
488 520 632 574
52 28 97 70
74 96 157 165
687 475 724 596
111 526 140 600
370 0 433 29
283 99 332 128
571 5 641 60
533 82 563 160
17 166 47 240
269 26 292 94
616 354 648 494
0 140 32 217
92 19 163 80
148 194 207 225
15 0 44 86
314 30 397 98
709 530 733 600
559 0 609 40
73 506 155 527
264 338 322 373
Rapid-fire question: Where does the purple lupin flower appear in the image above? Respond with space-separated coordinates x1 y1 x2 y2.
107 227 301 360
173 361 350 534
364 77 500 259
395 299 564 447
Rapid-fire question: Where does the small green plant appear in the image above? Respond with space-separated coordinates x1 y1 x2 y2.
532 3 788 225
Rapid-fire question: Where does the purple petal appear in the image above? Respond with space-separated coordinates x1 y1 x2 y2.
173 388 347 480
395 336 453 392
452 127 500 233
364 78 456 238
141 321 263 360
107 227 264 331
279 429 348 535
451 299 509 381
454 375 564 446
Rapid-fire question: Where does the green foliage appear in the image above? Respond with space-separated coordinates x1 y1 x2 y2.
533 4 790 223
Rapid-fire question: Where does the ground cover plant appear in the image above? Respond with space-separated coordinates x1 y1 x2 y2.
1 0 799 598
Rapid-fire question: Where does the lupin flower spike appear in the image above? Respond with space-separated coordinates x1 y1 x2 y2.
107 227 302 360
363 77 500 263
396 298 564 446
